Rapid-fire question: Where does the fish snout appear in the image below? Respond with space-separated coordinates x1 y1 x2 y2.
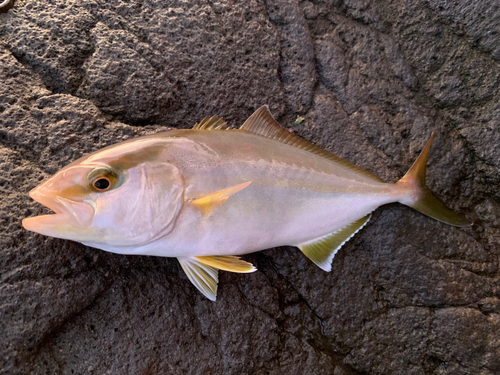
25 186 95 229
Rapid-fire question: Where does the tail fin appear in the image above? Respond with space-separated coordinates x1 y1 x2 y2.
396 132 470 227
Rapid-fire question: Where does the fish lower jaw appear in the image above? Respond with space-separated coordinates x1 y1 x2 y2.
22 214 77 238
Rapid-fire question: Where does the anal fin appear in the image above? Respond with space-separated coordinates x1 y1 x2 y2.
297 214 371 272
178 256 257 301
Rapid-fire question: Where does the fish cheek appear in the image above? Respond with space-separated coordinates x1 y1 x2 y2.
91 162 185 247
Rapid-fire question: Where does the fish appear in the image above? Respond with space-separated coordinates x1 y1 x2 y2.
22 106 470 300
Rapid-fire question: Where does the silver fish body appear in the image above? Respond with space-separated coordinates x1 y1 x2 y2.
94 130 400 257
23 106 469 300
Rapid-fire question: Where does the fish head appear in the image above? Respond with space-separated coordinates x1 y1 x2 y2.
22 140 185 248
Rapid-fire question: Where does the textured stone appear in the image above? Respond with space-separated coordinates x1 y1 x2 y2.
427 0 500 60
1 0 499 374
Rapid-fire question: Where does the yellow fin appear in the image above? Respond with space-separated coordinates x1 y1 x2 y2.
178 257 219 301
194 256 257 273
240 106 384 182
189 181 252 216
298 214 371 271
192 115 228 130
178 256 256 301
396 132 470 227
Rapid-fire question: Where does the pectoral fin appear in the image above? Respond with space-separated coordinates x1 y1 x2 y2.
178 255 257 301
189 181 252 216
297 214 371 272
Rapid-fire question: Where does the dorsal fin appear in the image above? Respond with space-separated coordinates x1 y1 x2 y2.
240 106 384 182
193 115 229 130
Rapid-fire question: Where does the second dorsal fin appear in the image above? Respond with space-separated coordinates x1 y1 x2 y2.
240 106 384 182
193 115 229 130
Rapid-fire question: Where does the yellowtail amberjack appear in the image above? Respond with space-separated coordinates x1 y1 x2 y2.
23 106 469 300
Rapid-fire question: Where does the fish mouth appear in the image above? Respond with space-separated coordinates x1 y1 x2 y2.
22 188 95 237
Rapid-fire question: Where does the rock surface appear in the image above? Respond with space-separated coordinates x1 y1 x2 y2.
1 0 499 374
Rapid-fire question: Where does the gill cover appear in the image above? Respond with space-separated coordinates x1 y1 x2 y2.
86 160 185 247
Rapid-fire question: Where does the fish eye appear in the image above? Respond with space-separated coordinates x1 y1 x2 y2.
93 177 111 191
88 167 119 192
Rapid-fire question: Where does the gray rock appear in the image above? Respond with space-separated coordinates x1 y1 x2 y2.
1 0 499 374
